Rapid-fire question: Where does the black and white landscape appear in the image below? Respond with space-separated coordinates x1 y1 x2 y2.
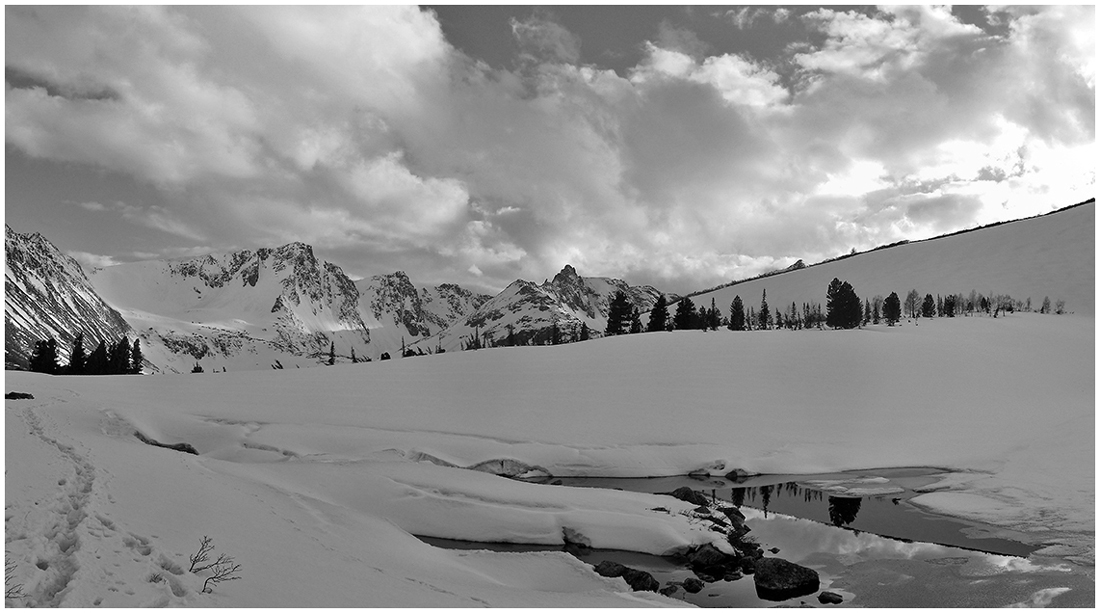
5 6 1094 608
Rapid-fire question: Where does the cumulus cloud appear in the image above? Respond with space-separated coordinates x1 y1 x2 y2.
68 251 120 270
5 6 1093 295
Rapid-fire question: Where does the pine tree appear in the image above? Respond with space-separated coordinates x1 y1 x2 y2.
728 296 745 331
67 332 86 375
921 294 936 318
883 292 902 326
647 296 669 332
506 324 516 346
629 307 643 334
673 297 696 330
109 335 131 375
826 279 861 329
29 338 61 374
86 340 108 375
604 291 631 336
873 297 882 324
551 319 562 345
759 289 770 330
708 298 719 331
863 298 871 326
579 322 590 341
351 347 358 363
328 341 336 365
129 339 143 374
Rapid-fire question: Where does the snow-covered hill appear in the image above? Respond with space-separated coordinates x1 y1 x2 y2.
4 311 1092 606
5 225 133 370
672 200 1095 324
421 265 669 352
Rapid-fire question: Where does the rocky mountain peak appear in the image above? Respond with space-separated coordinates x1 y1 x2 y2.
550 264 581 288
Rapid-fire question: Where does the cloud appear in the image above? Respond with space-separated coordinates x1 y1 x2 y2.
510 13 581 64
68 251 120 269
5 6 1093 295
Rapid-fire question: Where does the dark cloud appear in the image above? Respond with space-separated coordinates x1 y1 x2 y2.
5 66 120 101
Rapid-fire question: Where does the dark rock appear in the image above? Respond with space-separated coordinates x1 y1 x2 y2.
753 558 820 601
725 468 753 483
693 505 711 514
682 577 704 593
592 560 659 592
818 591 844 604
5 392 34 400
769 547 781 554
719 505 746 522
686 543 732 568
723 570 743 582
739 557 757 574
649 507 669 513
550 479 563 485
659 585 679 597
666 486 710 507
134 431 199 455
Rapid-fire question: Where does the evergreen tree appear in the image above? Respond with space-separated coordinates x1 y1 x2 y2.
328 341 336 365
826 278 861 329
943 294 957 317
629 307 643 334
746 307 755 330
130 338 144 374
604 291 631 336
109 335 131 375
709 298 719 331
579 322 590 341
29 338 61 374
67 332 86 375
873 297 882 324
728 296 745 331
351 347 358 363
506 324 516 346
758 289 770 330
672 297 696 330
921 294 936 318
883 292 902 325
936 294 943 317
86 340 108 375
863 298 871 326
697 304 708 330
192 362 204 373
647 296 669 332
551 319 562 345
774 312 783 330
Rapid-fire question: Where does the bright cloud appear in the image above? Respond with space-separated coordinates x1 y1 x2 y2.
5 6 1093 295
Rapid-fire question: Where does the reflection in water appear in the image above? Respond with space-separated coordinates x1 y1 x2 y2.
828 496 862 527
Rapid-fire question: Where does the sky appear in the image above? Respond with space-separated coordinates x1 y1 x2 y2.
4 5 1095 296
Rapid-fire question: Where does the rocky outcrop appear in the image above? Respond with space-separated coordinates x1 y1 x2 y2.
818 591 843 604
753 558 820 601
665 487 711 507
592 560 660 592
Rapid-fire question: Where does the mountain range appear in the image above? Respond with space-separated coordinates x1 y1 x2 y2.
5 199 1093 372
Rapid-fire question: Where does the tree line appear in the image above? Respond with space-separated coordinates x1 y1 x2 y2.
28 332 144 375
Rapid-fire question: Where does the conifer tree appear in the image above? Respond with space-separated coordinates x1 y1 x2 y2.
905 289 920 319
873 297 882 324
758 289 770 330
351 347 358 363
864 299 871 326
29 338 61 374
629 307 642 334
129 338 144 374
604 291 631 336
647 296 669 332
506 324 516 346
883 292 902 325
728 296 745 331
579 322 590 341
86 340 108 375
708 298 719 331
67 332 86 375
109 335 131 375
673 297 696 330
921 294 936 318
328 341 336 365
826 279 861 329
551 319 562 345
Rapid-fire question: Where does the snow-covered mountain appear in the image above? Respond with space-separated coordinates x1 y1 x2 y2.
419 265 669 352
4 225 133 370
354 272 491 356
670 199 1095 324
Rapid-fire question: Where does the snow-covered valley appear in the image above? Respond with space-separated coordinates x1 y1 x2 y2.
4 311 1093 606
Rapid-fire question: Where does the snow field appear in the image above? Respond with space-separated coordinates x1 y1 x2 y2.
4 311 1093 605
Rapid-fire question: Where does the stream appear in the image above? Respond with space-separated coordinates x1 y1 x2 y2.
420 468 1093 607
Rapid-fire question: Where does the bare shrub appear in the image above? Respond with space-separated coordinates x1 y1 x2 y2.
202 556 243 594
188 536 214 572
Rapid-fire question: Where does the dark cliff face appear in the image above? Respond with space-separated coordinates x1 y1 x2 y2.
5 225 133 369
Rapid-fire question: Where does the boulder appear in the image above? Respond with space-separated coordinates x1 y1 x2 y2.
753 558 820 601
666 486 710 507
592 560 660 592
719 505 746 522
5 392 34 400
682 577 705 593
818 591 844 604
659 584 679 597
686 543 732 569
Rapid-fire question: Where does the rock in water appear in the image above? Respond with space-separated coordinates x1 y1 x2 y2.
818 591 844 604
753 558 820 601
666 486 710 506
592 560 659 592
682 577 705 593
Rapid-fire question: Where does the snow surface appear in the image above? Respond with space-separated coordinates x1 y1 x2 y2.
4 310 1093 606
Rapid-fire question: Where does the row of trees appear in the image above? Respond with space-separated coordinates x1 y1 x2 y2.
29 333 144 375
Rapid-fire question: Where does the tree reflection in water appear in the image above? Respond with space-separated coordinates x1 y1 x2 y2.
828 495 862 527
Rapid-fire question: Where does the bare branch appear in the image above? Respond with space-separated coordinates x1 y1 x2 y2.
202 557 243 594
5 555 24 600
188 535 214 573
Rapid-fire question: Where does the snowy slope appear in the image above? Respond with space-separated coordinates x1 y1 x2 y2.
675 200 1095 323
5 225 133 370
422 265 668 352
4 310 1092 606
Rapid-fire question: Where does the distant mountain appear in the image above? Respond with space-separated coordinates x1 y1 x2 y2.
418 265 670 352
673 199 1095 324
82 245 488 372
355 272 491 356
5 225 133 370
